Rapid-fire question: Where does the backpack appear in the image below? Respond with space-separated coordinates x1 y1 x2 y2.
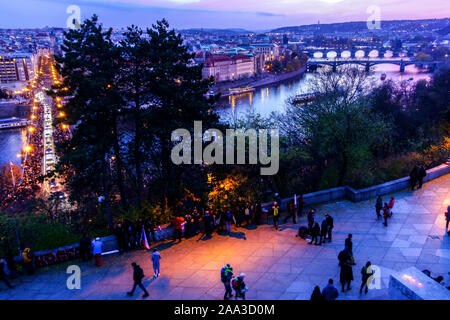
220 267 228 282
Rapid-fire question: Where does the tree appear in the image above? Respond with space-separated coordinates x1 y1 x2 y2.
51 15 122 231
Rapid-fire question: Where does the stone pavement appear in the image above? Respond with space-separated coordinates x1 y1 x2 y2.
1 174 449 300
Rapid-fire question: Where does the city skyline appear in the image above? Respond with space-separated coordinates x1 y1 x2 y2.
1 0 449 30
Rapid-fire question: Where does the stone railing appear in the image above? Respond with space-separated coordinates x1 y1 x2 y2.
263 163 450 210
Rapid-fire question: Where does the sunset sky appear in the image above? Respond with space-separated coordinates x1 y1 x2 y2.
1 0 449 30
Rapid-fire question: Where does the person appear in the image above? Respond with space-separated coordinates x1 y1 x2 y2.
284 198 297 224
338 248 354 292
375 195 383 220
272 202 280 230
319 218 328 245
0 258 13 289
220 264 233 300
193 209 201 235
79 233 91 261
232 273 247 300
383 203 390 227
309 222 320 245
297 226 308 239
22 248 34 275
360 261 374 295
345 234 355 265
184 213 193 238
114 223 126 254
388 197 395 213
445 205 450 236
127 262 149 298
297 194 305 216
203 210 212 236
322 279 339 300
224 209 234 234
254 203 262 225
172 215 185 242
417 165 426 189
92 237 103 267
325 214 334 242
310 286 325 301
307 209 315 234
5 250 17 279
409 165 419 190
151 249 161 278
244 204 251 225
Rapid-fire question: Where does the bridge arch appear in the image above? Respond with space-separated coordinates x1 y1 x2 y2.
368 50 379 58
340 50 351 59
326 51 337 59
313 52 324 59
354 50 365 58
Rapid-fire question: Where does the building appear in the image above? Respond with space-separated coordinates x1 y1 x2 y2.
0 52 37 83
250 43 280 61
200 52 255 82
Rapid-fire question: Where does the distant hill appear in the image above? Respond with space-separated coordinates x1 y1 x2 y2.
270 18 450 34
178 28 253 35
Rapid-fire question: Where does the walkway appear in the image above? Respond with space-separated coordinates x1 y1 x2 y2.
0 174 449 300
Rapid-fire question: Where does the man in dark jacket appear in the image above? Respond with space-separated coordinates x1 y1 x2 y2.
375 196 383 220
360 261 375 295
409 165 419 190
325 214 334 242
322 279 339 300
309 222 320 245
127 262 149 298
307 209 315 234
114 223 126 254
319 218 328 244
79 233 91 261
338 248 354 292
417 165 426 189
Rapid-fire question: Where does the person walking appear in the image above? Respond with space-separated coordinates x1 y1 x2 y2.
319 218 328 245
409 165 419 190
309 222 320 245
375 195 383 220
92 238 103 267
79 233 91 262
338 248 354 292
310 286 325 301
322 279 339 300
127 262 149 298
360 261 374 295
325 214 334 242
151 249 161 278
307 209 315 234
272 202 280 230
0 259 13 289
220 264 233 300
417 165 426 189
232 273 248 300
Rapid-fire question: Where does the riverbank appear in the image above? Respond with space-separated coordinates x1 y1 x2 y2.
213 66 306 94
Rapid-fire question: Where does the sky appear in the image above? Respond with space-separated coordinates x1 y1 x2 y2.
1 0 449 30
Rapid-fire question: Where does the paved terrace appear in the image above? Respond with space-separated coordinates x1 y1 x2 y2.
1 174 449 300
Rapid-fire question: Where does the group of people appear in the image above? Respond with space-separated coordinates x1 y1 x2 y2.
375 196 396 227
0 247 35 290
220 264 248 300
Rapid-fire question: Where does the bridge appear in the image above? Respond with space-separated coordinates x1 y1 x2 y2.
302 47 409 59
0 117 32 130
307 58 441 73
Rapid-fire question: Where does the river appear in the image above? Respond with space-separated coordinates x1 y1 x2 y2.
0 65 432 167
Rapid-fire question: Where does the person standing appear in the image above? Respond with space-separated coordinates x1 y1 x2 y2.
172 215 185 242
322 279 339 300
220 264 233 300
272 202 280 230
244 204 251 226
254 203 262 225
409 165 419 190
22 248 34 275
310 286 325 301
375 196 383 220
0 259 13 289
232 273 247 300
307 209 315 234
151 249 161 278
92 238 103 267
383 203 390 227
127 262 149 298
417 165 426 189
319 218 328 245
388 197 395 214
360 261 374 295
203 210 212 236
114 223 126 254
445 205 450 236
325 214 334 242
79 233 91 262
224 209 234 234
345 234 355 265
309 222 320 245
284 198 297 224
338 248 354 292
298 194 305 217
